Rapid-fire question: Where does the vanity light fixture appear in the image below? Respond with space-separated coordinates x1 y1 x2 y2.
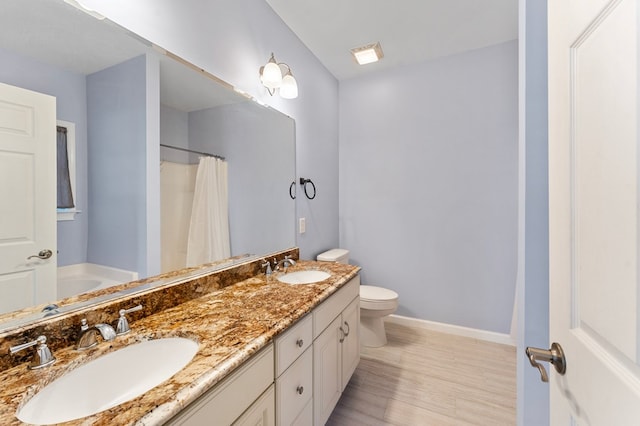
350 42 384 65
259 53 298 99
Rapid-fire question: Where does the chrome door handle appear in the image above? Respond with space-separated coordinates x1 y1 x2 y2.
526 342 566 382
27 249 53 260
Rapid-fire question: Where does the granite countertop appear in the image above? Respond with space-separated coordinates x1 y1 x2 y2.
0 260 360 425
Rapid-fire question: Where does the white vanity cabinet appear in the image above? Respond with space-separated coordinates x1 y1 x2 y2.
312 275 360 425
166 345 275 426
166 273 360 426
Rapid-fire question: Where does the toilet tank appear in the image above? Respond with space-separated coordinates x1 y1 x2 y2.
317 249 349 264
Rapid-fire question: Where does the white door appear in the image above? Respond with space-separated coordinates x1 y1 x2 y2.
0 82 56 314
547 0 640 423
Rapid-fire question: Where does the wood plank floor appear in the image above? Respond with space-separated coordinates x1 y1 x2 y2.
326 321 516 426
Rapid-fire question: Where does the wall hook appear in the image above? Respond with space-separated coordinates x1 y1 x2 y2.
299 178 316 199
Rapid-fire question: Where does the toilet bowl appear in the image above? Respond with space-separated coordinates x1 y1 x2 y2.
360 285 398 347
317 249 399 348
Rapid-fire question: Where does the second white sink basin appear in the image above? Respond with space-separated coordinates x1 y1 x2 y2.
277 270 331 284
17 337 198 424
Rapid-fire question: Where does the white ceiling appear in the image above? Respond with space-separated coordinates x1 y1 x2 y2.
1 0 245 112
265 0 518 81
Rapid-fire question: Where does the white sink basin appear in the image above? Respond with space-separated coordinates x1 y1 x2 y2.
277 270 331 284
17 337 198 424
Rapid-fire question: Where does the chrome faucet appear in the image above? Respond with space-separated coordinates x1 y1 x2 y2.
274 255 296 272
9 335 56 369
77 318 116 350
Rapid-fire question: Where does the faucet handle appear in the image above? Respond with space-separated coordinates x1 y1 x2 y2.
10 335 56 370
116 304 143 335
262 260 273 275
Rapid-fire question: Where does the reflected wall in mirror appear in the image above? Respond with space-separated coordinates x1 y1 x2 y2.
0 0 295 327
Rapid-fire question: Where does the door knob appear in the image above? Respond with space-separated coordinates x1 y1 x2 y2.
526 342 566 382
27 249 53 260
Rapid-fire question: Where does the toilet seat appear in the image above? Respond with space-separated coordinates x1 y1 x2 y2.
360 285 398 311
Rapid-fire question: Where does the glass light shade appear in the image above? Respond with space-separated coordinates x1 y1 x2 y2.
261 61 282 90
280 72 298 99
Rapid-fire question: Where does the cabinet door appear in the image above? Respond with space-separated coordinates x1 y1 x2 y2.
291 399 312 426
313 315 342 426
341 297 360 391
233 385 275 426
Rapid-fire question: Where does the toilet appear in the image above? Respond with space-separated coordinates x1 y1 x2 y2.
317 249 399 348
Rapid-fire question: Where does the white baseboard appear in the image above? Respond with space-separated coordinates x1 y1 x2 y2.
385 314 517 347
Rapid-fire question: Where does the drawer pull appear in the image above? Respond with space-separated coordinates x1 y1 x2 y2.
296 385 304 395
296 338 304 348
339 326 346 343
343 321 350 336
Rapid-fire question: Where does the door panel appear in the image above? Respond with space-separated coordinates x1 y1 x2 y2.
572 0 637 362
548 0 640 423
0 82 56 313
0 151 35 242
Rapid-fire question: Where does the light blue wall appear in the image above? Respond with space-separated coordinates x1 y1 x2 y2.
0 48 89 267
518 0 550 424
339 41 519 333
188 104 295 256
144 54 161 276
160 104 189 163
86 55 152 275
82 0 341 261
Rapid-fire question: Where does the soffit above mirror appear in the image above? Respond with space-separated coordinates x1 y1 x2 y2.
1 0 147 75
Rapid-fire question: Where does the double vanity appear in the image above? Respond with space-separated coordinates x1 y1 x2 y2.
0 249 360 425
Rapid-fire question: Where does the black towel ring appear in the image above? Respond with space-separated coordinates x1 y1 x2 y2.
289 181 296 200
299 177 316 200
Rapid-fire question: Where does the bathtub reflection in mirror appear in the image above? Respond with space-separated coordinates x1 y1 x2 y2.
0 0 295 331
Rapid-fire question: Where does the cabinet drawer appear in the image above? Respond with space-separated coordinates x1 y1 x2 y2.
167 345 274 426
275 314 312 377
276 348 313 425
313 275 360 337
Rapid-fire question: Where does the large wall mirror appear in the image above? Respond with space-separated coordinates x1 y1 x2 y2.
0 0 296 331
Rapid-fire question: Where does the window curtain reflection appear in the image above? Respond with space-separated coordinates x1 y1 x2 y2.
186 157 230 266
56 126 74 208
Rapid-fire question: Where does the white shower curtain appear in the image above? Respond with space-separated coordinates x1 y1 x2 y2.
186 157 230 267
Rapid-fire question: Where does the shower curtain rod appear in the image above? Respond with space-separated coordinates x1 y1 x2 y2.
160 144 225 161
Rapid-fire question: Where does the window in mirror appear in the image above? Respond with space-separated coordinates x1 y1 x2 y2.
56 120 79 221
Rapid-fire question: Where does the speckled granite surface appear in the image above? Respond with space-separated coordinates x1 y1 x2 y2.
0 258 360 425
0 250 298 371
